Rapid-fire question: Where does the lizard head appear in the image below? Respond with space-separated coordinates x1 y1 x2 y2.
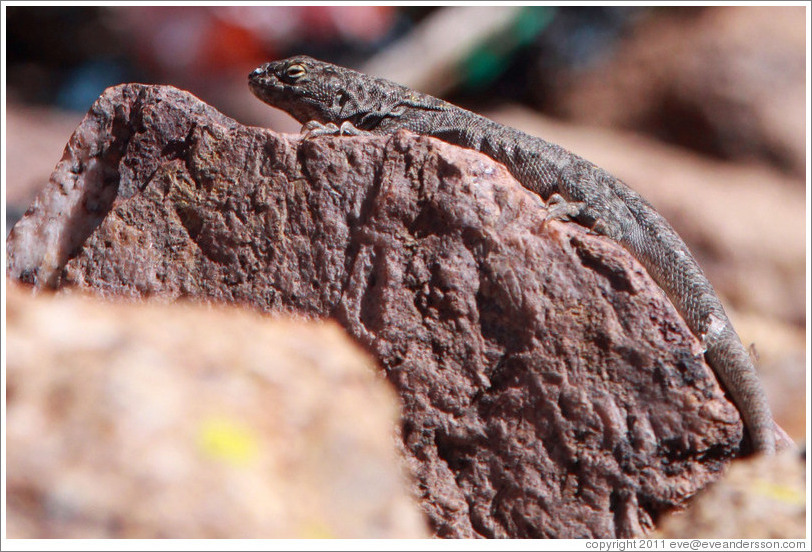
249 55 423 129
249 56 336 124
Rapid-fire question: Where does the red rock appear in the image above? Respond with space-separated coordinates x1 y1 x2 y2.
7 84 751 538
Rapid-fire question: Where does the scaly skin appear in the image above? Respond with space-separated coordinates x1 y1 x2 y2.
248 55 776 454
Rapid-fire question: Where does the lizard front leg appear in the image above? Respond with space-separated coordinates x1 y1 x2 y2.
301 120 372 139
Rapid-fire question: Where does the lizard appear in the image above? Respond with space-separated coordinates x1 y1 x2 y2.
248 55 777 454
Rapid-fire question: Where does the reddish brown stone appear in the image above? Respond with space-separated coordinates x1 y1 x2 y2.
7 84 748 538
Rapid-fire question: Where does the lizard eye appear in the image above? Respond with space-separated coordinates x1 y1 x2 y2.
283 63 307 82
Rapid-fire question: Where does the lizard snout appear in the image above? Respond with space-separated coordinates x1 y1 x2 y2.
249 66 266 79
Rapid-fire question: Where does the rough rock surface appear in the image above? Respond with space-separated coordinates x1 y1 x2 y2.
7 84 755 538
655 448 806 539
6 283 427 538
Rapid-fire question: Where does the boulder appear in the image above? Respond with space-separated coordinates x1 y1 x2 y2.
7 84 755 537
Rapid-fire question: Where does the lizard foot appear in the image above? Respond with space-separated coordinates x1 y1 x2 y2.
301 120 372 139
544 193 585 222
543 193 624 239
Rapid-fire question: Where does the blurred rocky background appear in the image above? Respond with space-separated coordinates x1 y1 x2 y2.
654 448 806 539
4 4 807 539
6 284 428 538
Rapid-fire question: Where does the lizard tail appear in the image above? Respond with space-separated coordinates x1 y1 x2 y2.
604 173 777 455
704 325 777 454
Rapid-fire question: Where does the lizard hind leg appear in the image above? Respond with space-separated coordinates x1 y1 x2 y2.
545 193 585 221
544 193 623 239
541 193 588 234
